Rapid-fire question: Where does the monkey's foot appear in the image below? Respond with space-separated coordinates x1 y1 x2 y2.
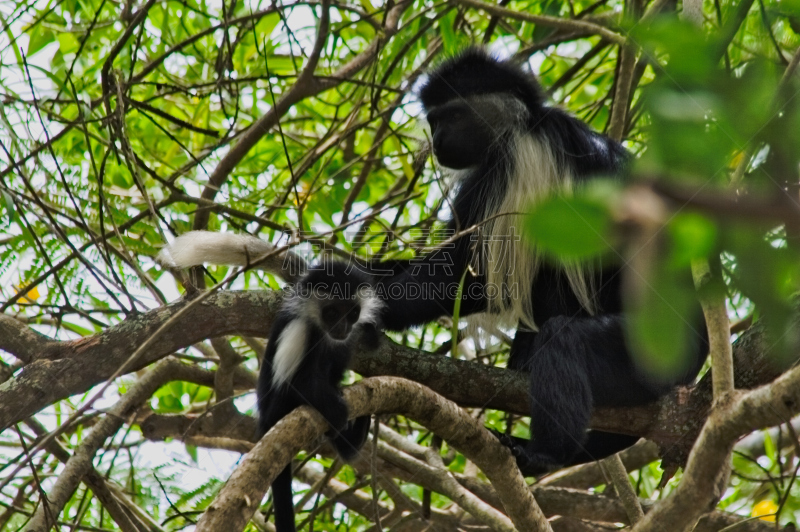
488 429 562 477
330 416 371 460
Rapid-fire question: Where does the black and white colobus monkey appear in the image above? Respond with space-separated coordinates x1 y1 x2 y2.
258 262 381 532
359 48 708 474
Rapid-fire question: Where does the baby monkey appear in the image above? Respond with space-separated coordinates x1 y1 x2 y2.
257 262 381 532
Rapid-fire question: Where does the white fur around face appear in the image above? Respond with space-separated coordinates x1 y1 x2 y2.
425 94 598 331
478 133 595 331
272 319 308 387
356 289 383 326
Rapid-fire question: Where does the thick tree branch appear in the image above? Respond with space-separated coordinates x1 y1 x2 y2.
0 291 282 431
607 44 636 141
138 407 773 530
196 377 553 532
1 289 792 464
693 260 735 398
600 454 644 524
541 440 659 489
0 314 56 363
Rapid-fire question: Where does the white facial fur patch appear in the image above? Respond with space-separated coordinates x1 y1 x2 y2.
356 288 383 326
272 319 308 387
471 132 594 331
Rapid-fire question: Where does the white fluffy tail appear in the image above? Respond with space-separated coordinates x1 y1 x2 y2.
157 230 307 282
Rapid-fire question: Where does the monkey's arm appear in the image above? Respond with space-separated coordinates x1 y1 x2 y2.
367 244 487 331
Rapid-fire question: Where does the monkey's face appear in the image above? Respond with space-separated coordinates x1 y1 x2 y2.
321 299 362 341
426 97 513 169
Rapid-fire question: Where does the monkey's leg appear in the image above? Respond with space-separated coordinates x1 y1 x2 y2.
301 379 369 459
562 431 641 467
494 431 640 476
257 388 296 439
506 315 649 475
521 316 593 475
301 380 350 433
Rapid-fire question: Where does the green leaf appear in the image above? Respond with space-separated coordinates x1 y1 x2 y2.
638 86 733 180
524 195 615 260
23 63 71 95
27 26 56 57
57 32 80 54
439 9 458 55
60 321 94 336
1 191 15 223
631 18 719 84
109 162 134 189
0 10 23 65
255 12 280 42
185 444 199 462
452 266 469 358
725 229 799 364
532 0 563 41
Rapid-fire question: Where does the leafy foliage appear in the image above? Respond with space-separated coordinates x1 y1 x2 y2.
1 0 800 528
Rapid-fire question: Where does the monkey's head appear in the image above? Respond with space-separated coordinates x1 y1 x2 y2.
418 48 545 169
319 298 362 341
296 261 382 341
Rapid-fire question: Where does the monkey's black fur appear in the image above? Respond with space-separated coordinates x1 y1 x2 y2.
366 48 706 475
258 263 379 532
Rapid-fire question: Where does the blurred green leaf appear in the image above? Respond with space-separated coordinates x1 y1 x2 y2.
627 261 699 379
26 26 56 57
668 212 718 267
524 195 615 260
1 191 15 224
57 32 80 54
185 444 199 462
725 228 800 363
439 9 460 54
632 19 719 84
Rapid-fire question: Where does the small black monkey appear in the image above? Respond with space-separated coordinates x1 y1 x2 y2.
257 262 381 532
